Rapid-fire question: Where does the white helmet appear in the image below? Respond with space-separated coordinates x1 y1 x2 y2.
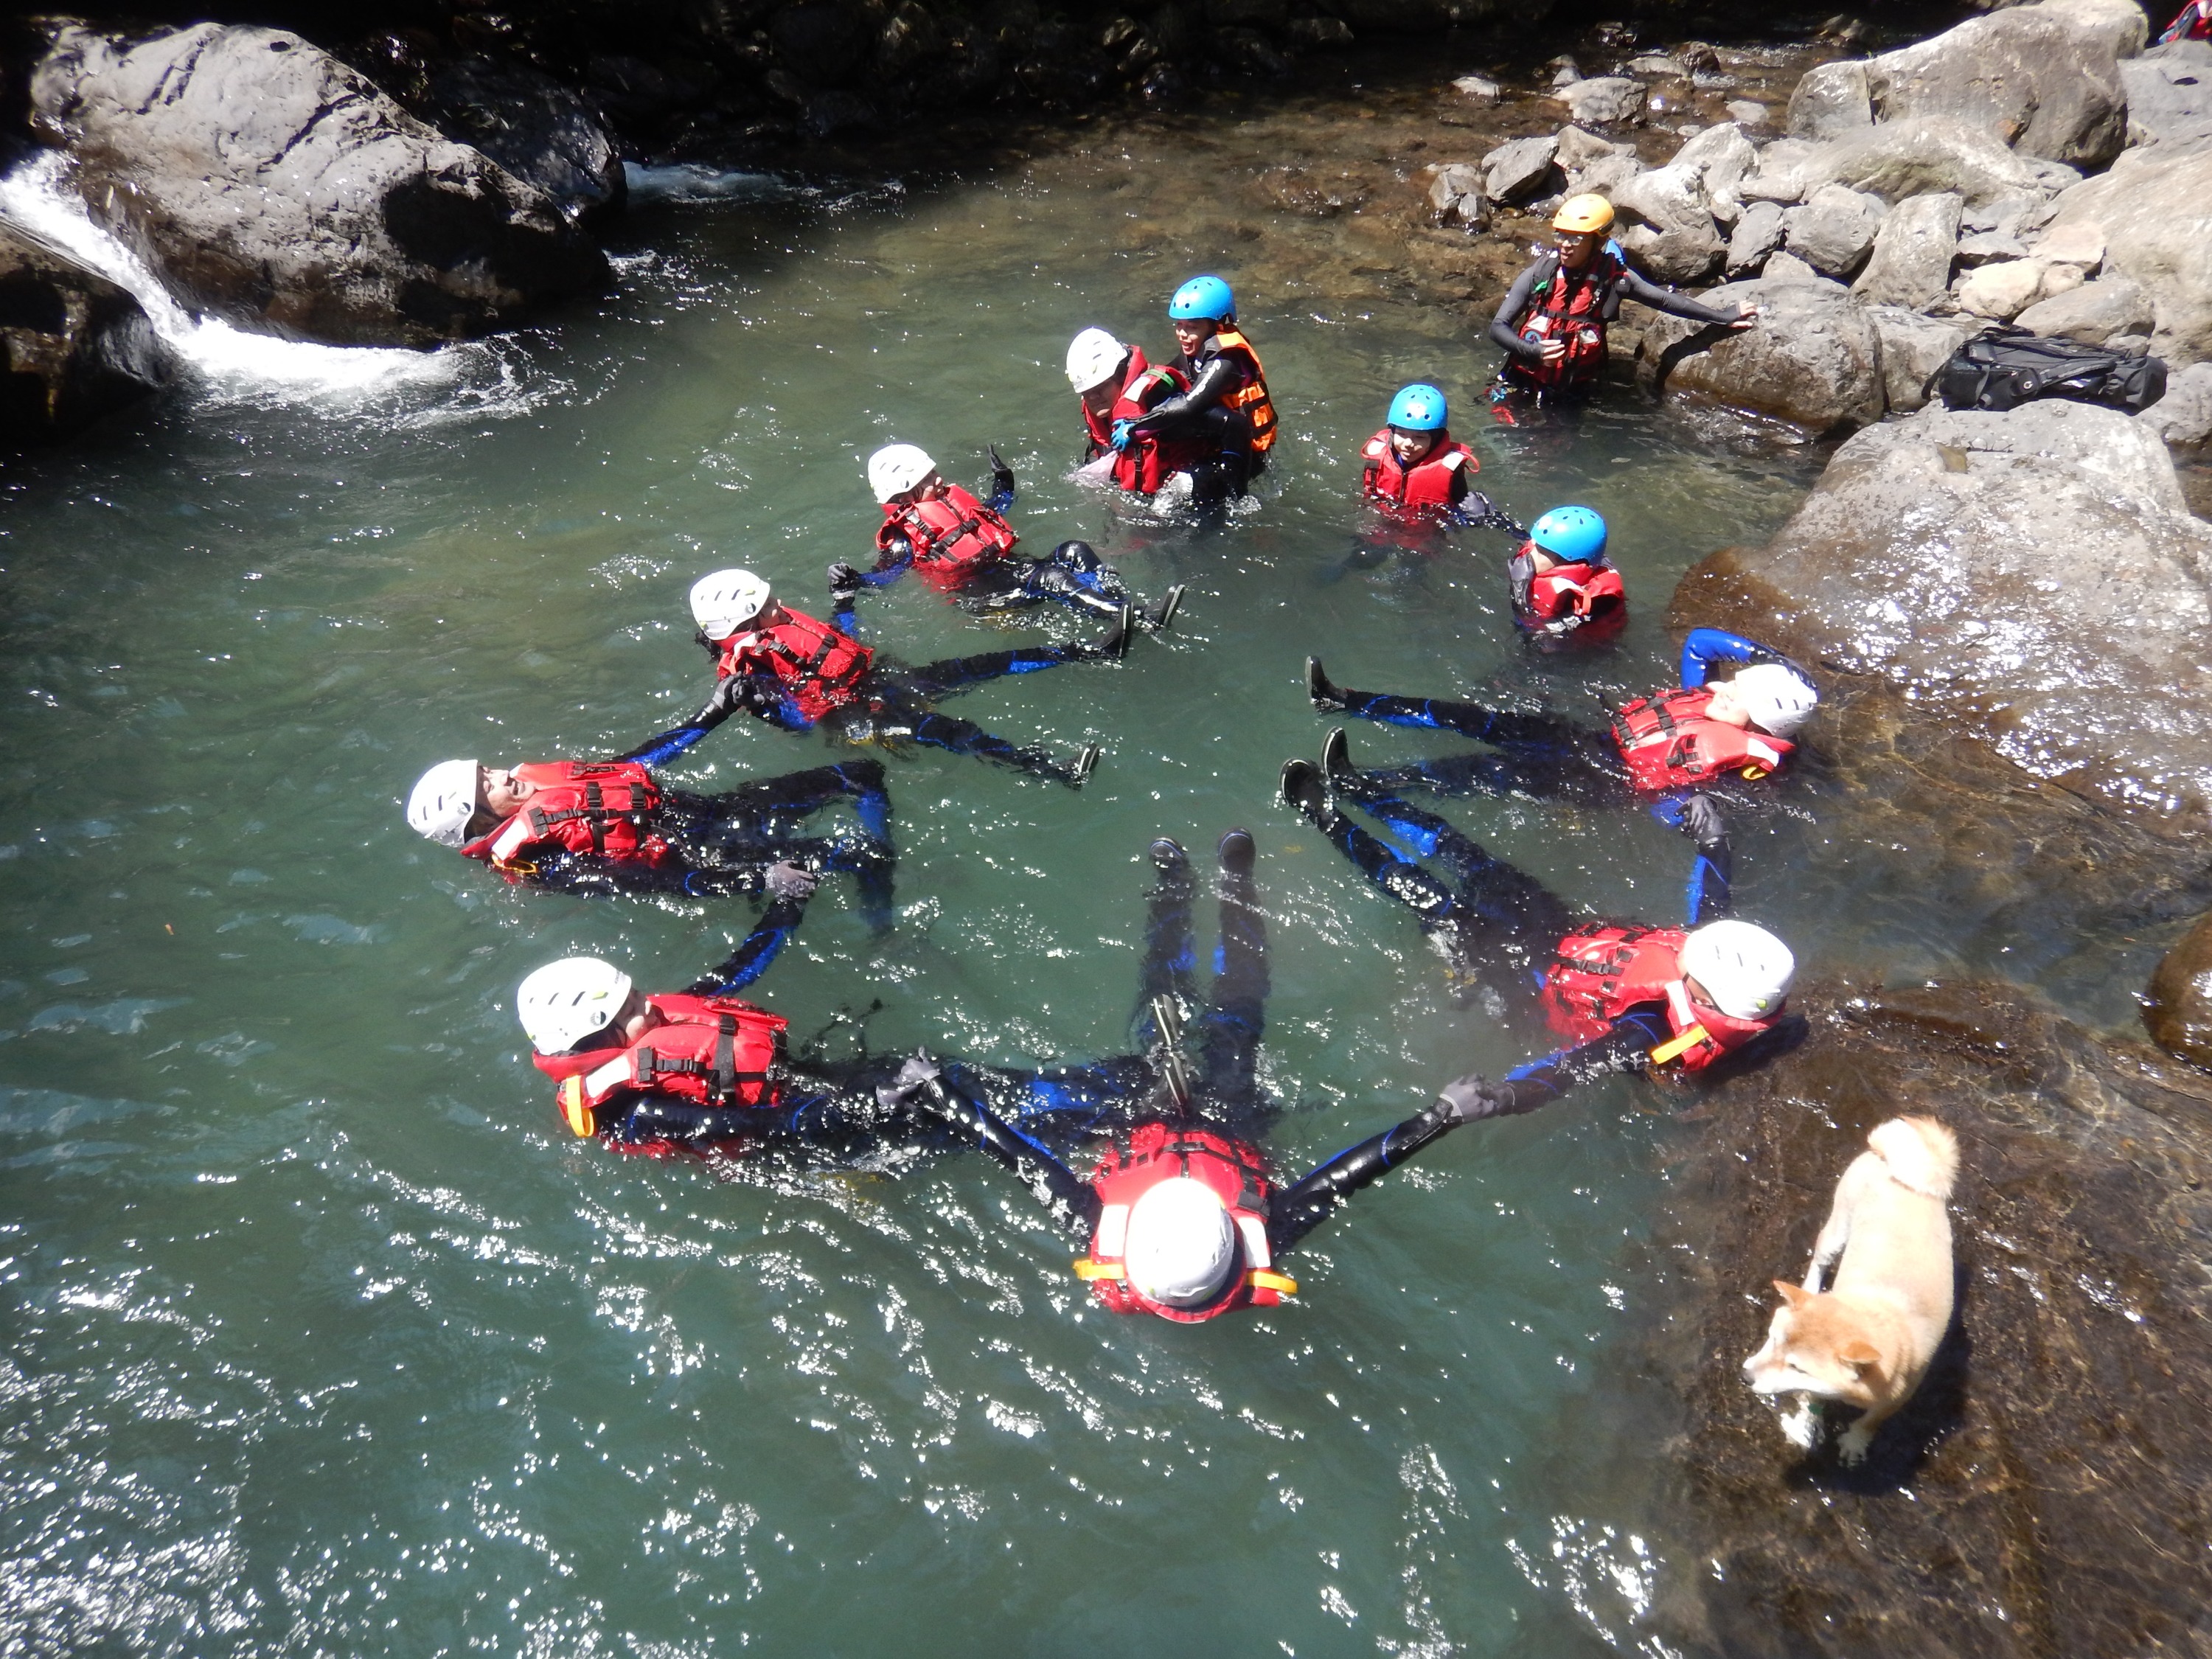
407 759 479 848
1679 920 1795 1020
515 956 634 1055
867 443 936 504
1728 663 1819 739
1065 327 1125 392
689 568 771 641
1123 1176 1238 1309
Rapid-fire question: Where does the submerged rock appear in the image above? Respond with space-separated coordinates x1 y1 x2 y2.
1642 979 2212 1658
27 23 608 348
1635 273 1885 436
1669 400 2212 822
2146 911 2212 1068
0 219 169 443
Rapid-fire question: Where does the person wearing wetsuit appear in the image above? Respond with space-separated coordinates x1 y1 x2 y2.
1503 505 1627 644
1110 274 1279 504
1488 194 1757 408
1337 381 1526 574
686 568 1124 788
878 830 1502 1322
1066 326 1152 465
404 730 894 925
1305 628 1817 818
829 442 1183 631
1279 761 1798 1116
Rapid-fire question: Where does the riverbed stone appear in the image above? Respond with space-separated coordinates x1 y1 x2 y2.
1781 184 1884 279
27 23 606 348
1725 201 1786 276
1865 305 1972 411
2121 41 2212 148
2140 361 2212 448
1957 255 2048 320
1785 58 1871 140
2041 141 2212 364
1555 75 1645 126
1850 189 1960 309
1635 273 1885 435
1800 115 2056 207
1423 162 1487 228
0 219 170 443
2013 273 2152 345
2146 911 2212 1069
1481 133 1561 204
1669 398 2212 821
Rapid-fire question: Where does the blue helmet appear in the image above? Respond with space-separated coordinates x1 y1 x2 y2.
1529 505 1608 563
1169 274 1235 321
1386 383 1448 432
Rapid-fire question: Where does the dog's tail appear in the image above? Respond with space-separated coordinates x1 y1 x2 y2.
1868 1116 1958 1199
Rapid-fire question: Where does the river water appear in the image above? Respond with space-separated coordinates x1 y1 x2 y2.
0 69 2138 1655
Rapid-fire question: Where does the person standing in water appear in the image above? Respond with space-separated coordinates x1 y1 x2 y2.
1110 274 1279 503
882 830 1503 1323
1065 327 1152 465
1340 380 1526 571
1488 195 1758 408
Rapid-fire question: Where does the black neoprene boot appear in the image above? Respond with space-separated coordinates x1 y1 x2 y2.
1307 657 1346 712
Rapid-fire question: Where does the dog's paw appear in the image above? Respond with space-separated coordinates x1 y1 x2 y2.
1778 1401 1820 1450
1836 1423 1873 1465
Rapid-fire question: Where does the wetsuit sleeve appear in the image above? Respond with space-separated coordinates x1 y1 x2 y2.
608 707 735 767
1268 1104 1458 1254
923 1074 1102 1239
1677 627 1808 689
1615 266 1743 327
1486 261 1548 361
1126 354 1242 432
1648 793 1734 925
682 895 809 995
1453 490 1526 536
1500 1009 1669 1111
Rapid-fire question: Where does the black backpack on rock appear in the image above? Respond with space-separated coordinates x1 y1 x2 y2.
1935 324 2168 414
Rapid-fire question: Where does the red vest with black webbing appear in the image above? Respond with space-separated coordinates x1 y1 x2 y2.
1360 428 1477 512
876 484 1020 589
460 761 671 878
1539 923 1781 1073
1071 1123 1298 1321
714 606 875 723
532 993 790 1150
1109 364 1215 495
1513 246 1627 390
1082 347 1151 452
1610 687 1792 794
1524 559 1628 625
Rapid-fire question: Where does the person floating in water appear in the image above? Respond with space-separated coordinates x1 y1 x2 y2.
1279 756 1798 1114
1107 274 1278 504
883 830 1502 1323
1338 380 1525 572
828 442 1182 630
1306 627 1817 814
404 737 893 926
1489 195 1758 410
685 567 1125 787
1503 506 1626 642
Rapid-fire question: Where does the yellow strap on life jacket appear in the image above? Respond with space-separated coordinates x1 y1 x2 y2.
1739 763 1770 781
557 1076 597 1138
1649 1024 1710 1067
1071 1257 1126 1281
1248 1270 1298 1295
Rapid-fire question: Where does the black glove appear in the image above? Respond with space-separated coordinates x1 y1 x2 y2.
1674 792 1727 849
1434 1072 1520 1124
874 1050 943 1113
762 860 818 900
702 674 762 721
988 444 1015 499
827 560 863 596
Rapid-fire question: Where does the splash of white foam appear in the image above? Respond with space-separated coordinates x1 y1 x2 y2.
0 151 537 414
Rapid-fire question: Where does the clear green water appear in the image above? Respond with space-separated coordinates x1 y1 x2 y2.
0 108 1980 1653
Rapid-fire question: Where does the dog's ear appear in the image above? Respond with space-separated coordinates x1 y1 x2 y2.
1773 1279 1810 1307
1838 1339 1880 1372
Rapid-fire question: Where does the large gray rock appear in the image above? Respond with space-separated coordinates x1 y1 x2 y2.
1635 273 1886 435
2013 273 2154 344
1786 58 1872 140
1781 183 1885 279
1725 200 1787 276
2140 360 2212 448
1851 189 1961 308
416 56 626 226
2042 141 2212 364
1672 121 1758 220
1675 400 2212 819
0 219 170 443
1801 115 2056 206
1865 305 1972 411
1554 76 1646 125
27 24 607 348
1613 163 1725 283
2121 41 2212 148
1481 133 1562 205
1860 0 2145 168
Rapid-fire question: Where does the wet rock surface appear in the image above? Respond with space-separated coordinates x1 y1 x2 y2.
1635 273 1885 436
27 23 608 347
1640 980 2212 1659
0 217 167 442
2146 911 2212 1069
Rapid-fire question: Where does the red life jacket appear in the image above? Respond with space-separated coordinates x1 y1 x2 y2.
2159 0 2211 41
1539 923 1781 1073
714 605 875 723
1071 1122 1298 1321
1610 687 1793 794
1360 428 1478 512
1512 246 1628 391
532 992 790 1150
1523 558 1628 625
1109 364 1215 495
460 761 672 878
1081 346 1151 451
875 483 1020 590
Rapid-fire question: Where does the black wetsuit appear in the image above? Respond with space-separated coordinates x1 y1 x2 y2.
1486 247 1744 402
1122 334 1264 502
919 839 1474 1261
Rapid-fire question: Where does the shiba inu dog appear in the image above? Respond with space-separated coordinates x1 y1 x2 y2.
1742 1116 1958 1464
